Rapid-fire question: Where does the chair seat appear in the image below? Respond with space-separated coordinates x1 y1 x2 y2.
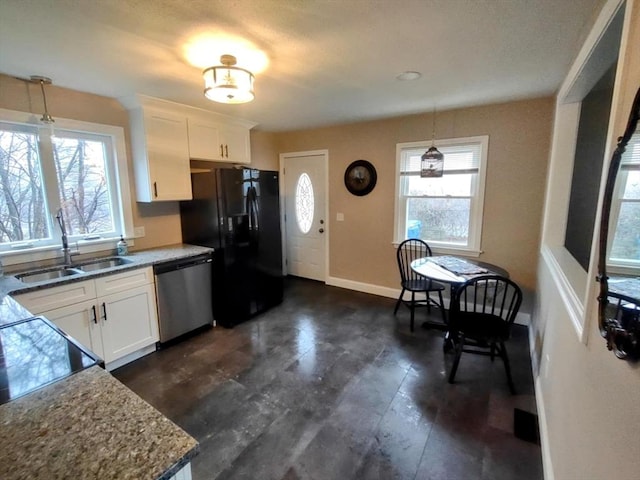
401 278 446 292
454 312 510 341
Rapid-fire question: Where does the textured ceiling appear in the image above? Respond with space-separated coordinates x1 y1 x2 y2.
0 0 603 131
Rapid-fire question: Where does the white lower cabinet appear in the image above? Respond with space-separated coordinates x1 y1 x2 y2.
98 284 158 363
42 299 104 359
14 267 159 368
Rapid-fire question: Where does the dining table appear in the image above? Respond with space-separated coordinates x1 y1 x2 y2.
410 254 509 345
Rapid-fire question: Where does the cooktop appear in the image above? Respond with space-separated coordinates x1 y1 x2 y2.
0 317 101 404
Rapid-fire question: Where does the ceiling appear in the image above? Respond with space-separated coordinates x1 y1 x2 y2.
0 0 604 132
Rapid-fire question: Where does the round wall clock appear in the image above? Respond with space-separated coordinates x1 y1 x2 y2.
344 160 377 196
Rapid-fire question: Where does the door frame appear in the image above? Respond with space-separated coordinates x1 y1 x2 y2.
279 149 329 281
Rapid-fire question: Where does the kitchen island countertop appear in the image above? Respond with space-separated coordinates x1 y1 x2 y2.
0 365 198 480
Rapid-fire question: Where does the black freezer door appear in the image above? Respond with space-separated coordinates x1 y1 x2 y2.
179 170 221 249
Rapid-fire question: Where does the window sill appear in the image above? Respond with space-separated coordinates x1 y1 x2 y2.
541 244 587 341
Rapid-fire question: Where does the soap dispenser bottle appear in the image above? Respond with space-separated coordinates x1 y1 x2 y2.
117 235 128 256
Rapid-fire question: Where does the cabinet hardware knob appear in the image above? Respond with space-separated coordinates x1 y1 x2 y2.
319 228 324 233
91 305 97 324
153 182 158 198
102 302 107 321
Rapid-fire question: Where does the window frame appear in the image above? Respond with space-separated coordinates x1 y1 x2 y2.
607 136 640 272
0 108 134 266
393 135 489 256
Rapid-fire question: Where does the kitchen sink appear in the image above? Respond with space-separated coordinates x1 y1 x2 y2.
76 256 133 272
16 266 85 283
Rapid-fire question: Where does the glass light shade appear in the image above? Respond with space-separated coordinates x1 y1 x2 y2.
203 65 255 104
420 146 444 178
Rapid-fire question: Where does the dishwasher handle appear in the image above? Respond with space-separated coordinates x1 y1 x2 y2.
153 254 212 275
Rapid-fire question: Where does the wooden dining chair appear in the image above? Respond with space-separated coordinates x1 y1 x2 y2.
394 239 447 332
447 275 522 394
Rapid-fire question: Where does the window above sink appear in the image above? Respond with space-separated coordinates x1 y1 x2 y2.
0 108 134 267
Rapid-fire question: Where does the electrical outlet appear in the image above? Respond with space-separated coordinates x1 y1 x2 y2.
134 226 145 238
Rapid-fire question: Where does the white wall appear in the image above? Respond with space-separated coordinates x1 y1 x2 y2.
534 0 640 478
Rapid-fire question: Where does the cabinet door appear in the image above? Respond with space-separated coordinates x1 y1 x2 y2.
144 110 192 201
220 123 251 164
188 118 222 161
99 284 159 364
42 300 104 360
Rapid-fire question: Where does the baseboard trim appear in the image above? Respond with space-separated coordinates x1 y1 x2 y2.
325 275 531 326
535 375 554 480
326 276 399 299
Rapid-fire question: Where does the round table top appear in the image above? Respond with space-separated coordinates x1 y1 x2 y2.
410 255 508 284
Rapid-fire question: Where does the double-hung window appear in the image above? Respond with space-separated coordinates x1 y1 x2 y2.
0 108 133 260
609 130 640 269
394 136 488 255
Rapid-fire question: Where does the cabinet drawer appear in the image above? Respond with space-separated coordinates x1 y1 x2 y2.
13 280 96 314
94 267 153 297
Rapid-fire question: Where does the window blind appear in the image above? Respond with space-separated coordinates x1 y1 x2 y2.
620 129 640 170
401 142 482 174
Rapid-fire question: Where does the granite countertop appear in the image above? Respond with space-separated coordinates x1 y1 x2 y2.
1 243 214 299
0 366 199 480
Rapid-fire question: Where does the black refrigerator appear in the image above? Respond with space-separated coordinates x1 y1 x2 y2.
179 167 283 327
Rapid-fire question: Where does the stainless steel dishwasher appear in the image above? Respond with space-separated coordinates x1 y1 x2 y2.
154 253 214 344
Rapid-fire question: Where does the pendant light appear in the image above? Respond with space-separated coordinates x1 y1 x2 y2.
203 54 255 104
421 109 444 178
30 75 55 124
30 75 55 138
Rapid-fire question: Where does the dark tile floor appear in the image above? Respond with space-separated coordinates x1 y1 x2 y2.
113 277 542 480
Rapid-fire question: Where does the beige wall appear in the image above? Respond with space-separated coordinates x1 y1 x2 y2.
250 130 279 170
535 1 640 478
273 98 554 294
0 73 552 298
0 74 183 252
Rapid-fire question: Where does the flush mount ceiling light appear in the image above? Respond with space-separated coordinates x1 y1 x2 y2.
30 75 55 124
421 109 444 178
203 54 255 104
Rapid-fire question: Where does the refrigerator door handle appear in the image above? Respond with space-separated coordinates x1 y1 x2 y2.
246 186 259 231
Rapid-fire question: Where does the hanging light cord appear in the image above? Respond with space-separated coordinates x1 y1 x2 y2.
431 108 437 147
39 79 54 124
40 80 49 116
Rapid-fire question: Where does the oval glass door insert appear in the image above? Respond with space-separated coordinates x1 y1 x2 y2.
295 173 314 233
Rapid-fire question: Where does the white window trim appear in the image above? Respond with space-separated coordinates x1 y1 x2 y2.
540 0 627 343
393 135 489 257
0 108 134 267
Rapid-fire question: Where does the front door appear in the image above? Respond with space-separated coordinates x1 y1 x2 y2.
281 151 328 281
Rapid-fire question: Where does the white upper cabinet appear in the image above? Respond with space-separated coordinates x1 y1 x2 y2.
122 95 256 202
127 105 192 202
187 115 253 164
187 118 222 161
219 122 251 164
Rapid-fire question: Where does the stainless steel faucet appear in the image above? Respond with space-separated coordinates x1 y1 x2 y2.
55 208 73 265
